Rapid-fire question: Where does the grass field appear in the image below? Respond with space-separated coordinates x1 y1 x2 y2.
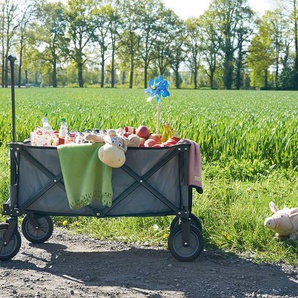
0 87 298 264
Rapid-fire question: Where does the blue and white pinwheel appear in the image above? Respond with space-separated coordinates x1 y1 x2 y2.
145 75 170 104
144 75 170 134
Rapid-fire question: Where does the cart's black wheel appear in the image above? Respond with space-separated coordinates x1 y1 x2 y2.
170 214 202 232
0 223 22 261
168 224 204 262
21 215 54 244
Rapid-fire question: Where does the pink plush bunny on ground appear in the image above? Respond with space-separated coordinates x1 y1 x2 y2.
264 201 298 240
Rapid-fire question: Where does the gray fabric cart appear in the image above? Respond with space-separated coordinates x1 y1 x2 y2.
1 142 204 261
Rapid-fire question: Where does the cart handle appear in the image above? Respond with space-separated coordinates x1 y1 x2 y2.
7 55 17 143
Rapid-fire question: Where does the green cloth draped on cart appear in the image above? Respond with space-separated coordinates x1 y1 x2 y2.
57 142 113 209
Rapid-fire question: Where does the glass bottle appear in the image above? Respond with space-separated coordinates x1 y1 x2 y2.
42 117 52 131
59 118 68 144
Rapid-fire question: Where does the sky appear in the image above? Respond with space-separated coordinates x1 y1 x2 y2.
163 0 275 20
52 0 276 18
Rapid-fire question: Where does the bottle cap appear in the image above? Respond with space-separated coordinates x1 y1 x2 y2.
61 117 66 122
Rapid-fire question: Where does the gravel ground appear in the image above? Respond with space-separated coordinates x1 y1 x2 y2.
1 228 298 298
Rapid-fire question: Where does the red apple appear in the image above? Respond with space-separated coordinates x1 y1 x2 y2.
171 137 180 143
163 136 181 147
139 137 146 147
144 139 157 147
148 133 162 144
136 125 151 139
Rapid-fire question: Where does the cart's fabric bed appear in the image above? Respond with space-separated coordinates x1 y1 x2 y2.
16 143 192 218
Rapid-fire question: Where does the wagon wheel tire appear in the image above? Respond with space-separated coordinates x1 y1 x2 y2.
21 215 54 244
170 214 203 232
168 224 204 262
0 223 22 261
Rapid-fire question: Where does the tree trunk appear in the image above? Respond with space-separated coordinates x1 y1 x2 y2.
5 55 8 87
121 71 126 84
275 56 279 90
100 51 105 88
52 58 57 88
235 60 241 90
101 64 105 88
18 44 23 88
25 70 28 85
144 64 148 88
194 71 197 89
78 62 84 88
129 40 134 89
111 44 115 88
175 71 180 89
223 51 233 90
129 60 134 89
264 69 268 89
235 50 242 90
194 68 198 89
175 64 180 89
210 72 214 89
2 55 5 87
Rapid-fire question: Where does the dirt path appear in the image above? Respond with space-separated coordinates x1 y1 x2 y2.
1 228 298 298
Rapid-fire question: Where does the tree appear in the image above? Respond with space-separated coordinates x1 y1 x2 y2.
277 0 298 90
208 0 254 89
136 0 166 88
116 0 141 88
268 9 291 89
168 20 187 89
0 0 19 87
15 1 35 88
199 12 220 89
64 0 99 87
153 8 184 80
106 2 122 88
247 8 293 90
1 0 297 89
234 11 255 89
185 18 201 89
118 29 140 88
32 1 67 87
247 17 275 88
92 3 112 88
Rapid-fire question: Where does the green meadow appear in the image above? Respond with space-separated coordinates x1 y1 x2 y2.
0 88 298 264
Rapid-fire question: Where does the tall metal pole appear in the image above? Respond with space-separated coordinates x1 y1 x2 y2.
7 55 17 143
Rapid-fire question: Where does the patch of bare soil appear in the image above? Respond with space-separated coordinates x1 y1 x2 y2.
1 228 298 298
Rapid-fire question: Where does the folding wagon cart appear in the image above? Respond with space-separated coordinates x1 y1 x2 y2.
0 56 204 262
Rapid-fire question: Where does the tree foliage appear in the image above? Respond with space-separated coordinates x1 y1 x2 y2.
1 0 298 90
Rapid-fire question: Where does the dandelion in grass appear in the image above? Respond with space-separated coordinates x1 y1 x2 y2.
163 233 169 239
145 75 170 134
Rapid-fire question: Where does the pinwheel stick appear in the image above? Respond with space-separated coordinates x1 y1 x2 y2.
156 102 161 134
144 75 170 134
